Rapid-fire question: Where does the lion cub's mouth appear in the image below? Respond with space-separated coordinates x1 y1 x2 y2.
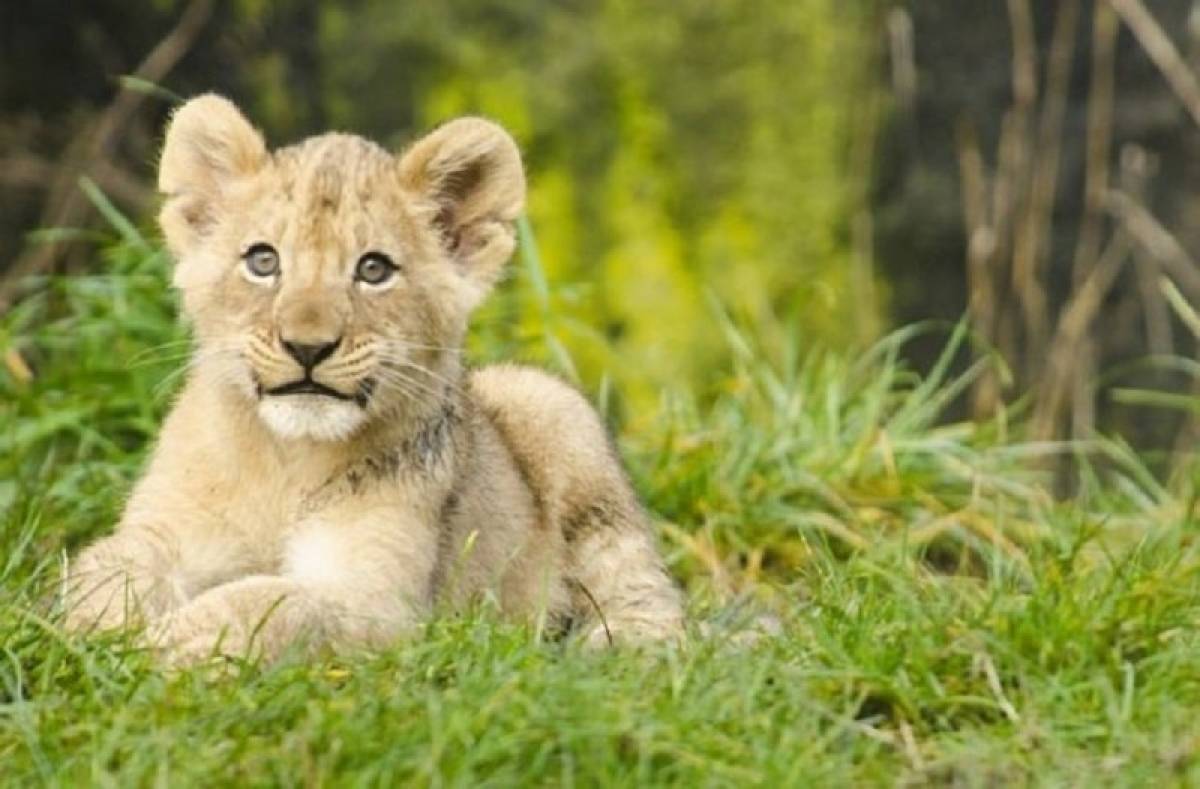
260 377 375 408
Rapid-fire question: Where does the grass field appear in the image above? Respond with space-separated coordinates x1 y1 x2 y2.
3 221 1200 785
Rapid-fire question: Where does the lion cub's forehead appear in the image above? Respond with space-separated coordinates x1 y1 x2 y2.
271 133 400 211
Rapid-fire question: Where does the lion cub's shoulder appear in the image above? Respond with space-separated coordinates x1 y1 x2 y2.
468 363 621 486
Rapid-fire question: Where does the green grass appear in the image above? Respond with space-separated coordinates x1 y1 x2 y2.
3 227 1200 785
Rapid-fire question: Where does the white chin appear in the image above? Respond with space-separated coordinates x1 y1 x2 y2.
257 396 367 442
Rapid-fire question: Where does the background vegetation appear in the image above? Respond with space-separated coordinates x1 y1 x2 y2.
4 0 1200 783
1 0 875 414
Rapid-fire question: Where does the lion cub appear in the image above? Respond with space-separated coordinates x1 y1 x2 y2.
63 95 683 664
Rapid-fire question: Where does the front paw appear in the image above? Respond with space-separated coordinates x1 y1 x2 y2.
149 616 249 668
142 577 325 667
62 581 148 635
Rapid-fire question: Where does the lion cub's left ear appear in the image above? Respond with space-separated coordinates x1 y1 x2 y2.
397 118 525 305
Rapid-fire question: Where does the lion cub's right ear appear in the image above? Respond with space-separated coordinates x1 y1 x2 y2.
158 94 268 258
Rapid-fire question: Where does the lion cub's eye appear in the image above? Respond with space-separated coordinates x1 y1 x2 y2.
242 243 280 279
355 252 398 287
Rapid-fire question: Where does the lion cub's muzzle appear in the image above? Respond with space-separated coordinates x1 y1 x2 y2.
257 335 375 408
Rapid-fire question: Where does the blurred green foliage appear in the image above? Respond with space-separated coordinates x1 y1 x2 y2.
3 0 877 413
227 0 877 410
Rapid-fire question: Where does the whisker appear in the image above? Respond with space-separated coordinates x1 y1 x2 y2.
378 358 457 388
372 367 453 405
374 352 467 396
393 341 464 354
152 345 241 400
372 368 446 401
127 340 198 368
369 371 430 410
393 362 468 398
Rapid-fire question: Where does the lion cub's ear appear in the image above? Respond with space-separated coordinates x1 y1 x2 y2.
397 118 525 305
158 94 268 258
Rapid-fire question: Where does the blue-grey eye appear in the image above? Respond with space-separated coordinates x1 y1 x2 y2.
355 252 397 285
243 243 280 278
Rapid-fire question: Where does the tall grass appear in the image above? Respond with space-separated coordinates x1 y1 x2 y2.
3 215 1200 782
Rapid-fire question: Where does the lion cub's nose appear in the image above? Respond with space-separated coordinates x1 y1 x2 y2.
282 337 341 371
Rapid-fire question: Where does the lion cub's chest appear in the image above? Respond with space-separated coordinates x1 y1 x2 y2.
263 436 453 576
179 408 459 600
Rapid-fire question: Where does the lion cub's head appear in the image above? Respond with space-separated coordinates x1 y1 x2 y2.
157 95 524 442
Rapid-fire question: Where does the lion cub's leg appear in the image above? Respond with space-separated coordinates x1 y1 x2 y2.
65 509 265 635
64 526 188 632
470 365 684 645
565 504 684 647
154 510 437 666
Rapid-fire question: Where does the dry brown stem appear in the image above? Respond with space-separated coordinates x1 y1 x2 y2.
1105 189 1200 300
1032 229 1132 441
1061 1 1117 440
955 121 1002 417
1109 0 1200 129
1011 0 1079 378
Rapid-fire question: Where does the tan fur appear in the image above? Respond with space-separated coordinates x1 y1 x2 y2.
63 95 683 664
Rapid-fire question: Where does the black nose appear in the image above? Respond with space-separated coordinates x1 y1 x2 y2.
282 338 341 370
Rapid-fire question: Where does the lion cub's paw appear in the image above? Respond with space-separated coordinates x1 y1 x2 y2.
142 613 245 668
581 619 686 650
